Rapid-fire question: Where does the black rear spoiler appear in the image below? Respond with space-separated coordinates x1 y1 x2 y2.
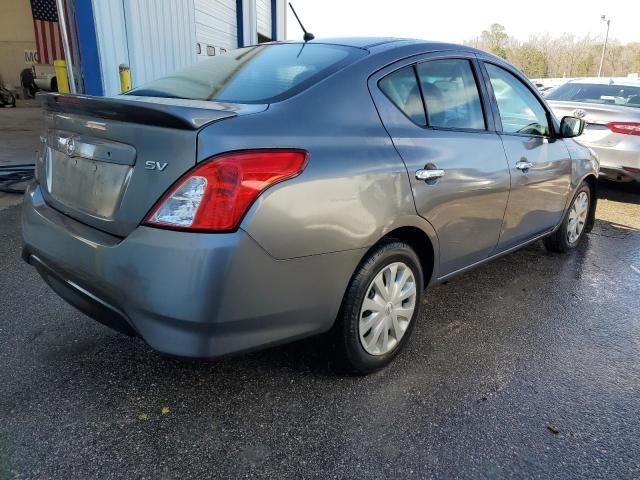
38 92 241 130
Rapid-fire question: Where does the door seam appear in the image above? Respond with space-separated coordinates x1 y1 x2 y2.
491 133 513 256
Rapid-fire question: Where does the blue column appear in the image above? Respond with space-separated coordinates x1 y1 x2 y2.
271 0 277 40
236 0 244 47
75 0 103 95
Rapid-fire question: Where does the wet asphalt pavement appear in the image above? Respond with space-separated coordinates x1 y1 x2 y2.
1 182 639 479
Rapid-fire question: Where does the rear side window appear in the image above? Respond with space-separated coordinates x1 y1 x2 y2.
416 59 485 130
127 43 366 104
547 83 640 108
378 66 426 125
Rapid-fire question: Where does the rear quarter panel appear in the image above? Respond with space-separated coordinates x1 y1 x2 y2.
197 54 439 261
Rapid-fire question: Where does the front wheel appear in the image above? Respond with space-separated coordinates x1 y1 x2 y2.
332 240 424 375
544 181 591 253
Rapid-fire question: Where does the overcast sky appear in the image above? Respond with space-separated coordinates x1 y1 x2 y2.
285 0 639 44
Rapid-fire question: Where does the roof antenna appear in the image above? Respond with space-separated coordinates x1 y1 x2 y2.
288 3 314 42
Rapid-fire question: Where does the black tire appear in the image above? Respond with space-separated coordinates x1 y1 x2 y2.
544 181 591 253
0 89 15 107
332 239 424 375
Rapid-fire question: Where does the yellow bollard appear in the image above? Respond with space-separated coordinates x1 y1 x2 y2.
119 64 132 93
53 59 70 93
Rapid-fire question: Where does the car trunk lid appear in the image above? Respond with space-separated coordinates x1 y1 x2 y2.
38 93 266 237
548 100 640 146
548 100 640 125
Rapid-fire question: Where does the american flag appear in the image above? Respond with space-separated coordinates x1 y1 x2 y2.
30 0 71 64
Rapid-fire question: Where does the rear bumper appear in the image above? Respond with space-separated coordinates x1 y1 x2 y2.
584 143 640 183
598 165 640 183
24 252 138 336
22 184 362 357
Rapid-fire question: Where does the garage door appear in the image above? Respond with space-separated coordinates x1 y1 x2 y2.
123 0 197 87
194 0 237 60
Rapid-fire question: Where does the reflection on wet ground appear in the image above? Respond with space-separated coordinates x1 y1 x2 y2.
0 182 638 479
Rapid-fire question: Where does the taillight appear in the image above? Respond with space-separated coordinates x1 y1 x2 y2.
144 149 308 232
606 122 640 136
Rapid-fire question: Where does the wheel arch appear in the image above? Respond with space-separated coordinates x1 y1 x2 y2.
560 172 598 233
367 225 437 287
386 226 435 286
582 174 598 232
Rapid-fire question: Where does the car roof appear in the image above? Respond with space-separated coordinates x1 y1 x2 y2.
305 37 408 48
283 36 482 54
566 77 640 87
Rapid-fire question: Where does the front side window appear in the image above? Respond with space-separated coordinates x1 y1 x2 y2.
378 66 426 125
485 63 549 136
416 59 485 130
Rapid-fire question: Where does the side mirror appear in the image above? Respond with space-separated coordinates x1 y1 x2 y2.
560 116 585 138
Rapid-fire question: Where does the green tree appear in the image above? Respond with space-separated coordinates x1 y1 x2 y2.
481 23 509 59
574 53 596 76
466 26 639 79
512 43 548 77
633 47 640 72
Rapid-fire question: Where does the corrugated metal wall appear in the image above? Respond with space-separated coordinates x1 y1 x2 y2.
92 0 129 96
92 0 196 96
256 0 272 39
123 0 197 88
275 0 286 40
194 0 237 56
91 0 283 96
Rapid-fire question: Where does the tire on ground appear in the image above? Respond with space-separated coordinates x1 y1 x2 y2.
544 180 591 253
332 239 424 375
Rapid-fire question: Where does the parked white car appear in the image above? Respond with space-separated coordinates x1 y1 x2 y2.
547 78 640 183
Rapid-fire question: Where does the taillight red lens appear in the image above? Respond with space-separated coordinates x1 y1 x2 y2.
144 149 308 232
606 122 640 136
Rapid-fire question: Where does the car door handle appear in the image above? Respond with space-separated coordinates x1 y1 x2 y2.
515 161 533 171
415 169 445 180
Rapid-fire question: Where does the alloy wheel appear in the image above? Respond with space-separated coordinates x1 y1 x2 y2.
567 191 589 244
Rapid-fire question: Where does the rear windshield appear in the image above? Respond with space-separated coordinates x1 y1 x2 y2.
547 82 640 108
127 43 366 104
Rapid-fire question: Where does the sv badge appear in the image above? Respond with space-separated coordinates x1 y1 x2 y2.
145 161 168 171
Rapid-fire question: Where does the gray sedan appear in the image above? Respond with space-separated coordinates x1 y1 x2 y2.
547 78 640 183
22 38 598 374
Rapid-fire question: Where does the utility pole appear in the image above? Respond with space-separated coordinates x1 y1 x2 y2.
597 15 610 78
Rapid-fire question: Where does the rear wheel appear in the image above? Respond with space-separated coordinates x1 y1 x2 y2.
544 181 591 252
332 240 423 374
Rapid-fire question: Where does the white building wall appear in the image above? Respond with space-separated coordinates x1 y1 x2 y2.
241 0 257 46
123 0 197 88
195 0 237 57
91 0 129 96
93 0 196 96
275 0 286 40
92 0 284 96
256 0 271 39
